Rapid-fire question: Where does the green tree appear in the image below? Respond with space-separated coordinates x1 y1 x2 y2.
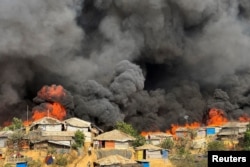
115 121 138 137
8 117 23 130
207 140 226 151
73 130 85 148
115 121 145 147
160 138 174 150
243 126 250 150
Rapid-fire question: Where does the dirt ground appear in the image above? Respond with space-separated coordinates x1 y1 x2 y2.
7 148 175 167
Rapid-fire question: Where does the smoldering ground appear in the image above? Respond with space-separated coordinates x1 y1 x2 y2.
1 0 250 131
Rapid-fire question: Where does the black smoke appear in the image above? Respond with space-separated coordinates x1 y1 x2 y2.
1 0 250 131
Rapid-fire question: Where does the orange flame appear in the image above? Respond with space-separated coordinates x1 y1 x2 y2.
238 114 250 122
141 130 161 137
166 122 201 136
141 122 200 138
32 102 66 121
37 84 65 100
207 108 228 126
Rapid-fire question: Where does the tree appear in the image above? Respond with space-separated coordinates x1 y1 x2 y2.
160 138 174 150
115 121 145 147
8 117 23 130
243 125 250 150
115 121 138 137
207 140 226 151
73 130 85 148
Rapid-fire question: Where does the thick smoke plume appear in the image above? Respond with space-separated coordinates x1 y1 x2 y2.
1 0 250 131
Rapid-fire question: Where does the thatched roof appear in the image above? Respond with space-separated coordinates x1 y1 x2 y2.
135 144 163 151
30 136 72 143
30 117 62 127
94 129 135 142
64 117 91 128
95 155 137 165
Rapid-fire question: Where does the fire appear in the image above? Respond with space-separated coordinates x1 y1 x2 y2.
37 84 65 100
207 108 228 126
166 122 201 136
141 130 161 137
238 114 250 122
27 84 67 124
32 102 66 121
141 122 201 137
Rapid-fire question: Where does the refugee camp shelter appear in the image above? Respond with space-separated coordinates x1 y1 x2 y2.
94 155 141 167
146 132 173 145
135 144 164 160
94 130 135 149
29 117 63 132
0 131 13 148
196 128 206 139
216 122 248 139
28 117 73 152
176 127 193 138
64 117 92 142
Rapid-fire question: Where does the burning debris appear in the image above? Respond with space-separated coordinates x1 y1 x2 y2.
1 0 250 132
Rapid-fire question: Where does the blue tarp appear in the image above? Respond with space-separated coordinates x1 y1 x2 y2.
16 162 27 167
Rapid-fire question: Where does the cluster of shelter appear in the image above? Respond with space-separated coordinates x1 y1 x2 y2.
144 121 250 150
0 117 169 167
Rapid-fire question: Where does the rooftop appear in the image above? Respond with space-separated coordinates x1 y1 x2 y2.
94 129 135 142
30 117 62 127
95 155 137 165
64 117 91 128
136 144 163 151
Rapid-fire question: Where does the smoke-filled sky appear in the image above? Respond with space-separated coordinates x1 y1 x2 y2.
1 0 250 131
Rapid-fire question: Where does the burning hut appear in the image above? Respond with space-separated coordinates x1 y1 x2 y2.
93 130 135 149
28 117 73 152
145 132 173 146
29 117 63 132
217 122 249 139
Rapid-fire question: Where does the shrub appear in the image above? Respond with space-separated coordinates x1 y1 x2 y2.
55 155 68 167
160 138 174 150
207 140 226 151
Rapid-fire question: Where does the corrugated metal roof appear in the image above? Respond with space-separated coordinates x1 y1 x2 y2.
217 129 239 136
95 155 137 165
94 130 135 142
30 136 72 143
222 122 249 128
136 144 163 151
48 140 71 147
64 117 91 128
30 117 62 127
